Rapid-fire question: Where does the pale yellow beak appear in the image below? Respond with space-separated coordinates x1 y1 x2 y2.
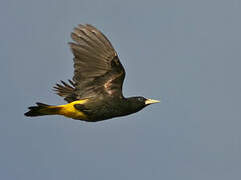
145 99 160 105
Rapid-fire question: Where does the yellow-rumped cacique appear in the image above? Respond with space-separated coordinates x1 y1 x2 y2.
25 24 160 122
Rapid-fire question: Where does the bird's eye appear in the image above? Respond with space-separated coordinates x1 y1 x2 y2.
138 97 144 102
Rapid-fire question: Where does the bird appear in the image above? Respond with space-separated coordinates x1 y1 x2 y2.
25 24 160 122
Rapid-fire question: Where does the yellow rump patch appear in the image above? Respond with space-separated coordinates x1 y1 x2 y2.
58 99 89 120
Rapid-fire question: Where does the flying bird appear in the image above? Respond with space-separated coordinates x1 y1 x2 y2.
25 24 159 122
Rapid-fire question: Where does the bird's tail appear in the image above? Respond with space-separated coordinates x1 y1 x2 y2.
24 102 62 117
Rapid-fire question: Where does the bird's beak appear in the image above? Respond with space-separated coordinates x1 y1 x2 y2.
145 99 160 105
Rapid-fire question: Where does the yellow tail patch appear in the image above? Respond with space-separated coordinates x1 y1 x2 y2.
25 99 89 120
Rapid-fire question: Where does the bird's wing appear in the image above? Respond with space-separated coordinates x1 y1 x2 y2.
53 24 126 102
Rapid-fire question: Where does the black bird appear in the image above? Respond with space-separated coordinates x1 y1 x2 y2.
25 24 159 122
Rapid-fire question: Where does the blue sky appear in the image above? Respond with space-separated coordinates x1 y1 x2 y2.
1 0 241 179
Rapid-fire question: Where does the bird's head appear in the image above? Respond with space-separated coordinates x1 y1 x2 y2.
127 96 160 113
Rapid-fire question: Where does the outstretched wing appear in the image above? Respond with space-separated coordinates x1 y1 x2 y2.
53 24 125 102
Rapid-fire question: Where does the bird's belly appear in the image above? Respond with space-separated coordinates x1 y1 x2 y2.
87 104 128 122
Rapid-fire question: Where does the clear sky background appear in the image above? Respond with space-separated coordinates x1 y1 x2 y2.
1 0 241 179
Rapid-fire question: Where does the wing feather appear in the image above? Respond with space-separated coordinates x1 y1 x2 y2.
54 24 125 102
